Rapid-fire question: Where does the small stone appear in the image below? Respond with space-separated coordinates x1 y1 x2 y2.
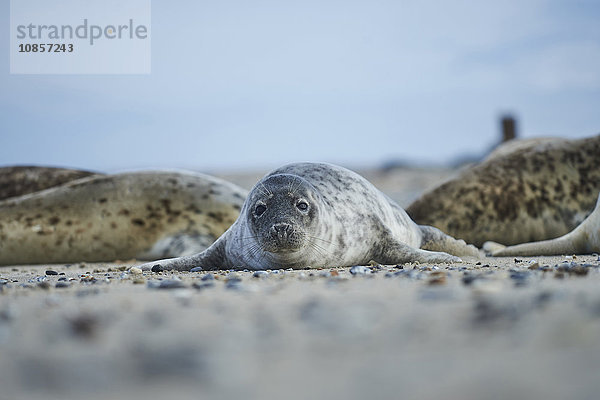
58 277 67 282
129 267 143 275
428 271 447 285
555 262 590 276
190 267 203 272
192 281 215 290
225 278 243 290
225 272 242 281
55 281 71 288
147 279 186 289
133 278 145 284
349 265 371 275
509 271 530 286
528 260 540 270
330 270 339 277
201 274 214 281
45 270 59 276
68 313 99 339
37 281 51 290
151 264 164 273
253 271 269 278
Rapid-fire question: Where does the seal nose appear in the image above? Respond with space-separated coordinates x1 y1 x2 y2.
272 223 293 239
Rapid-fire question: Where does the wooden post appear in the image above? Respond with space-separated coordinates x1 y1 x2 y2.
501 115 517 143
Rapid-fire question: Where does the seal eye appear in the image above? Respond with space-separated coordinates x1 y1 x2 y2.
255 204 267 216
296 201 309 212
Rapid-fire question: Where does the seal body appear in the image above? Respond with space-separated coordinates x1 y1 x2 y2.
141 163 480 271
407 135 600 246
486 192 600 256
0 171 246 265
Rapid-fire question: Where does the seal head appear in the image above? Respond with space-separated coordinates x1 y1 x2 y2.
249 175 315 251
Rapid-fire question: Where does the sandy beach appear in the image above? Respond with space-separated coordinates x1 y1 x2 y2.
1 168 600 400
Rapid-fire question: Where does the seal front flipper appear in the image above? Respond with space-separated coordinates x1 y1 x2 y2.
373 239 462 265
135 234 229 272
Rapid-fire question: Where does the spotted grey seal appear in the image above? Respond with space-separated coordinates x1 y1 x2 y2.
484 192 600 256
139 163 480 271
0 166 98 201
406 134 600 247
0 171 246 265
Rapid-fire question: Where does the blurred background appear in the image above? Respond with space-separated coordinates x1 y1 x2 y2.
1 0 599 173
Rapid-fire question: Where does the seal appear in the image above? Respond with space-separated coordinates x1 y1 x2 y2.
0 171 247 265
406 134 600 247
484 192 600 256
139 162 480 271
0 166 98 201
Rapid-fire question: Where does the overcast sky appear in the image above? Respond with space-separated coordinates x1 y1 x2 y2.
1 0 599 173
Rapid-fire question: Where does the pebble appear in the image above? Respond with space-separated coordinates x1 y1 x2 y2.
509 271 530 286
192 281 215 290
528 260 540 270
45 270 59 276
147 279 186 289
555 262 590 276
151 264 164 273
55 281 71 288
190 267 203 272
225 272 242 281
462 272 482 286
253 271 269 279
349 265 371 275
201 274 215 281
129 267 143 275
225 277 243 290
428 271 447 285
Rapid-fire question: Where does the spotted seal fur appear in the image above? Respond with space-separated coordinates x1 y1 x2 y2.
406 134 600 247
484 192 600 256
0 171 246 265
0 166 98 201
139 163 480 271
